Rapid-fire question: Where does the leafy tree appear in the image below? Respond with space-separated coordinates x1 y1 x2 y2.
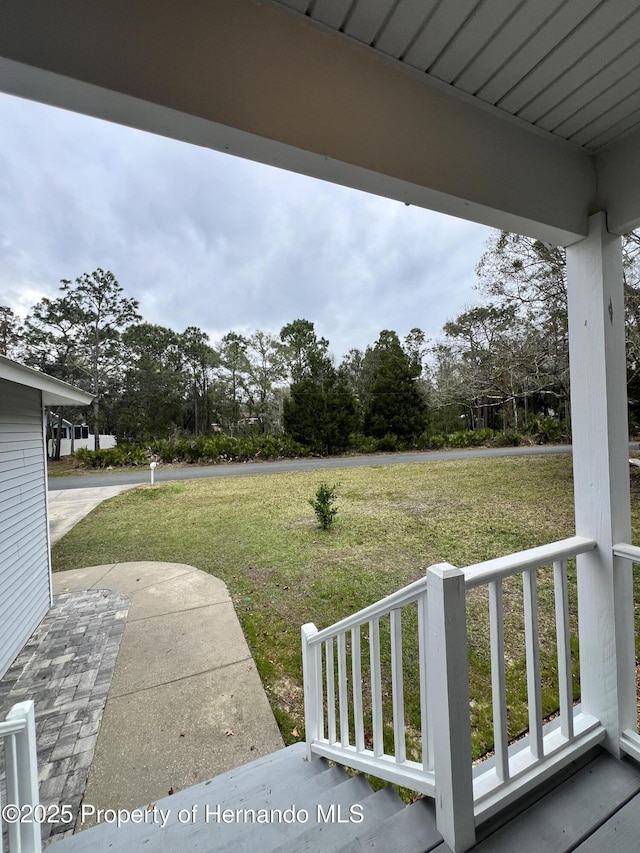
180 326 218 434
362 330 428 442
474 232 570 425
403 327 429 376
283 367 357 454
243 331 287 431
118 323 187 438
216 331 250 433
0 306 23 357
281 320 357 453
280 319 330 382
442 304 521 429
338 347 373 426
24 270 141 449
22 296 87 459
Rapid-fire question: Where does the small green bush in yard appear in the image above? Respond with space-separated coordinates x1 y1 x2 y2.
309 482 339 530
493 431 522 447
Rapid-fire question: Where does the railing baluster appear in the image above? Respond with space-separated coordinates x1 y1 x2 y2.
489 579 509 782
351 626 365 752
523 568 543 759
554 559 574 740
418 591 432 770
325 638 336 744
316 640 325 742
391 608 406 763
369 617 383 757
6 732 21 853
337 632 349 746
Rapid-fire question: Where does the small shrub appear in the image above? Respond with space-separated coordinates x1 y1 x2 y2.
493 431 522 447
530 416 565 444
416 431 446 449
447 430 472 448
309 482 339 530
375 433 399 452
429 432 447 449
469 428 495 446
348 433 378 454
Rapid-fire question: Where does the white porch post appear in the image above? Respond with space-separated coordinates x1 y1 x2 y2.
566 211 636 754
427 563 475 852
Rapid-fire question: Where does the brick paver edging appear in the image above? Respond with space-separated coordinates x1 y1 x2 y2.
0 589 129 846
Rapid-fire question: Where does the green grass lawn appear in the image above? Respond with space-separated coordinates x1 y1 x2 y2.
51 454 640 763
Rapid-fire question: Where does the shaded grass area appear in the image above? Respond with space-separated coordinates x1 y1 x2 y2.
52 455 593 758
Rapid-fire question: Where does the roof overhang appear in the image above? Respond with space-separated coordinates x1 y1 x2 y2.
0 356 94 407
0 0 638 245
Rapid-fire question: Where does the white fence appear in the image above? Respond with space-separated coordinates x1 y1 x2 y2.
0 701 41 853
302 535 603 851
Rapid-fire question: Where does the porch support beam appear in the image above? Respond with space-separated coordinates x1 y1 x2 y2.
596 124 640 236
0 0 593 246
566 211 636 754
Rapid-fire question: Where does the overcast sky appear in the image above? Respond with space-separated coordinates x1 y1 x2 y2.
0 91 493 362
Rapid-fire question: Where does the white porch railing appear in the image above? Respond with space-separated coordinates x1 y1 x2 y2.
466 536 603 825
302 575 435 795
0 701 41 853
302 535 603 851
612 541 640 764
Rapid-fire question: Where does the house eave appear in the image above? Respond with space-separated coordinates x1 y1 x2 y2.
0 356 94 407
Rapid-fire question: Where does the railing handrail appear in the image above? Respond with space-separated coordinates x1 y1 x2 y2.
464 535 597 589
307 536 597 645
613 541 640 561
0 718 27 737
307 575 428 645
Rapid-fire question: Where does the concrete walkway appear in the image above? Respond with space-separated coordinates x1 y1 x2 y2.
44 484 284 836
48 486 138 545
52 563 284 833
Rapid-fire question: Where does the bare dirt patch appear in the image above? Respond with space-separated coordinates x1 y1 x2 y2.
269 676 304 720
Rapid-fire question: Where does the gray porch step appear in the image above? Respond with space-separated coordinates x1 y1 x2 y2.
334 796 443 853
54 743 441 852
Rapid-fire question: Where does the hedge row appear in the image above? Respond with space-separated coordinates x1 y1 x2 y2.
73 434 310 468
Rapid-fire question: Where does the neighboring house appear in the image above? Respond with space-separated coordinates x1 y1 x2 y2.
46 413 116 457
0 356 93 679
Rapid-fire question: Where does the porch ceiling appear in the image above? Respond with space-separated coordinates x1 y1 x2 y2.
276 0 640 154
1 0 639 244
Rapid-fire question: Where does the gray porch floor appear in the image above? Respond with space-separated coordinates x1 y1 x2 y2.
49 742 640 852
468 748 640 852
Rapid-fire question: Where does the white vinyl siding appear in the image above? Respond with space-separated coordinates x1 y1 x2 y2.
0 378 50 678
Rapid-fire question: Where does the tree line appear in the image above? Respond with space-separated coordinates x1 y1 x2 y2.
2 229 640 459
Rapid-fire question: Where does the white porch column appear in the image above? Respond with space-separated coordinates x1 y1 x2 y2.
566 211 636 754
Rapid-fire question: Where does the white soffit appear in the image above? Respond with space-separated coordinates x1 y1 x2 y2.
276 0 640 154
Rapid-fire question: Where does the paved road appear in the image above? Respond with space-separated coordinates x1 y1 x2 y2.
48 444 578 490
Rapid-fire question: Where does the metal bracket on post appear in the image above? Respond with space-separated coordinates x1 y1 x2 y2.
427 563 475 853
